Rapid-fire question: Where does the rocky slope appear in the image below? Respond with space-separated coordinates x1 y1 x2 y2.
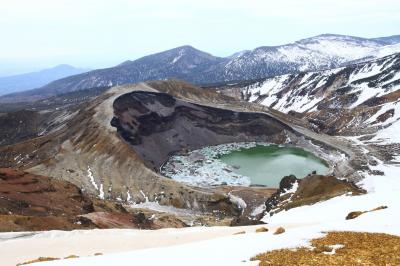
0 168 177 231
0 168 95 231
0 168 200 232
0 87 109 146
2 34 400 103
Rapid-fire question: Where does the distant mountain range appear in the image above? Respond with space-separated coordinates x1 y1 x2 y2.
0 64 89 97
1 34 400 103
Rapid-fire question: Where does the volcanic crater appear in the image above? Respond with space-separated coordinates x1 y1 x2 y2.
0 80 367 228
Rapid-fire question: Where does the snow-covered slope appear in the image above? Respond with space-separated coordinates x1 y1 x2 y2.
240 53 400 138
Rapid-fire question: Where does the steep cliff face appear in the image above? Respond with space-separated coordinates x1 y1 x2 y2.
111 91 295 170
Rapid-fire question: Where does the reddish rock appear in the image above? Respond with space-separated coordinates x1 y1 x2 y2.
0 168 94 218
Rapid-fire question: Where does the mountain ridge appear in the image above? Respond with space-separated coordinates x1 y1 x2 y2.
1 33 399 103
0 64 89 97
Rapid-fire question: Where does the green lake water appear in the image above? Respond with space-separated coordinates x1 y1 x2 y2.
219 145 329 187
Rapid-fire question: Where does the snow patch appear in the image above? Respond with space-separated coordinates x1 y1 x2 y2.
322 244 345 255
228 193 247 211
98 184 105 200
127 190 132 203
87 166 98 191
130 201 200 217
251 204 266 217
139 190 149 203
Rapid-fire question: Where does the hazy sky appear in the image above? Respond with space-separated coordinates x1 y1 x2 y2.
0 0 399 76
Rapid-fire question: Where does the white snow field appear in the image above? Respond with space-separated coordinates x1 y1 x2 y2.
0 152 397 266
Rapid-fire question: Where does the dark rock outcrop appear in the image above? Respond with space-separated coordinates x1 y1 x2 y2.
279 175 299 191
346 205 388 220
265 175 300 213
230 217 266 226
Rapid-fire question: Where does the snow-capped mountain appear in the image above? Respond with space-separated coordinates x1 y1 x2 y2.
1 34 400 103
217 34 400 82
238 53 400 140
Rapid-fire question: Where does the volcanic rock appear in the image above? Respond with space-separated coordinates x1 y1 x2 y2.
346 205 388 220
255 227 269 233
274 227 286 235
265 174 366 216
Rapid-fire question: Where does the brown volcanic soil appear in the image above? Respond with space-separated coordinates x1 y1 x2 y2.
251 231 400 266
0 215 93 232
0 168 94 216
0 168 192 231
0 168 96 231
288 175 366 208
